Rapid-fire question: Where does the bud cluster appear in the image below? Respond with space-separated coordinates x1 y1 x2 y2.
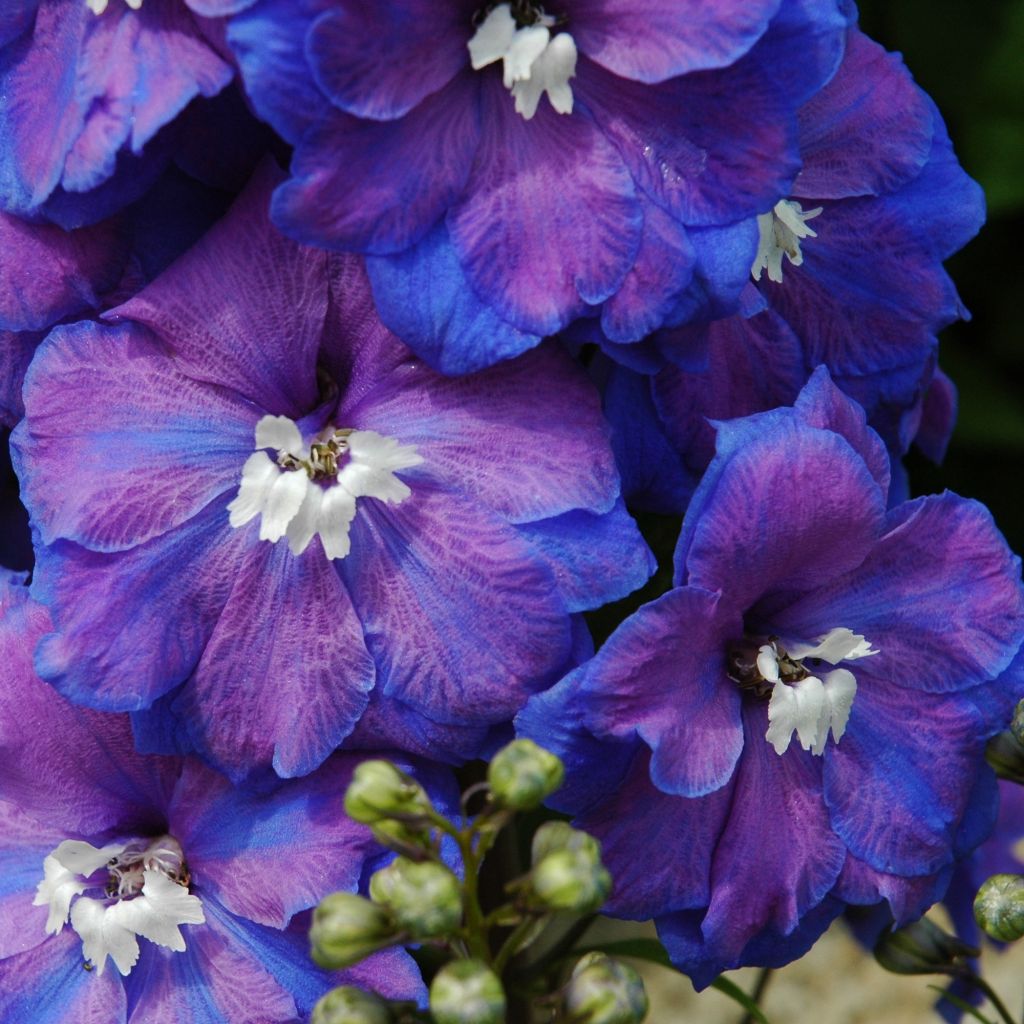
307 741 648 1024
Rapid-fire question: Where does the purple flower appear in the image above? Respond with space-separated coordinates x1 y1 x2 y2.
221 0 849 373
0 0 234 226
0 576 433 1023
12 162 652 781
518 368 1024 984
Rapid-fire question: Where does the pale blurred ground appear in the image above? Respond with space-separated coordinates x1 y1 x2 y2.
598 918 1024 1024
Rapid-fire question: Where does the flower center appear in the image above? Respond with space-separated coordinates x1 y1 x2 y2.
227 414 423 561
86 0 142 13
751 200 823 284
33 835 203 976
727 627 877 756
468 2 577 120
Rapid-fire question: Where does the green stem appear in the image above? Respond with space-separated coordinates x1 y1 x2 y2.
957 973 1019 1024
739 968 773 1024
494 916 543 975
457 828 491 962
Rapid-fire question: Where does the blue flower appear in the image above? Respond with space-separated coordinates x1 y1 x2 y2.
220 0 849 373
518 369 1024 985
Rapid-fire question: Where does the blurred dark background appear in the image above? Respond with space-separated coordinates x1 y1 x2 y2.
859 0 1024 552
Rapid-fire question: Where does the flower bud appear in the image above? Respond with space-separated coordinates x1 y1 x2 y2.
531 821 601 863
986 728 1024 785
311 986 393 1024
873 918 978 976
344 760 434 824
974 873 1024 942
487 739 565 810
369 818 435 859
1012 699 1024 746
531 848 611 914
429 960 506 1024
309 893 397 969
369 857 462 939
564 953 649 1024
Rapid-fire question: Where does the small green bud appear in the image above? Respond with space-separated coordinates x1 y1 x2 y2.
1012 699 1024 746
873 918 978 976
531 848 611 913
369 818 435 859
368 857 462 939
564 953 649 1024
429 960 506 1024
488 739 565 810
531 821 601 864
974 873 1024 942
311 986 393 1024
344 760 434 824
309 893 397 969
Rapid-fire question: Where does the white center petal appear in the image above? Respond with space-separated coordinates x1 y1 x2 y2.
756 643 781 684
467 2 576 120
36 835 201 977
751 199 823 284
230 415 422 560
787 627 879 664
86 0 142 12
766 675 825 755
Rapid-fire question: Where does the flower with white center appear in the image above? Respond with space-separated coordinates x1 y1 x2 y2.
468 3 577 120
227 414 423 560
86 0 143 14
33 835 204 976
761 627 878 756
751 199 824 284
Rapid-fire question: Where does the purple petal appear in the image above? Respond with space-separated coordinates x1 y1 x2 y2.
449 76 641 335
575 587 745 797
836 852 954 924
565 0 778 82
110 162 329 416
169 757 378 927
700 702 845 960
777 493 1024 694
342 482 572 725
678 414 887 610
273 73 481 255
0 581 180 838
15 321 257 552
0 930 126 1024
171 543 375 780
0 212 125 332
576 751 733 919
578 54 798 227
795 30 932 200
0 327 41 428
31 496 247 711
515 498 655 612
306 2 470 120
124 905 297 1024
339 337 622 524
822 675 990 875
914 367 957 464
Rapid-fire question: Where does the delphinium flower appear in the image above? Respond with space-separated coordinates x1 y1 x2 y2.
0 576 436 1023
518 368 1024 985
12 161 653 782
597 28 984 513
215 0 851 373
0 0 236 226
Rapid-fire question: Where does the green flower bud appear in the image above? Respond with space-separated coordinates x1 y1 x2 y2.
564 953 649 1024
311 986 393 1024
873 918 978 976
344 760 434 824
1012 699 1024 746
531 821 601 864
986 728 1024 785
531 848 611 913
369 818 435 858
309 893 397 969
974 873 1024 942
368 857 462 939
487 739 565 810
429 960 506 1024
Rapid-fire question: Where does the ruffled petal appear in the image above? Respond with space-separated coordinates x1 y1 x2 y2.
110 162 329 416
171 541 375 780
273 73 481 255
341 482 571 725
564 0 779 81
449 76 641 335
15 321 257 552
31 496 247 711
